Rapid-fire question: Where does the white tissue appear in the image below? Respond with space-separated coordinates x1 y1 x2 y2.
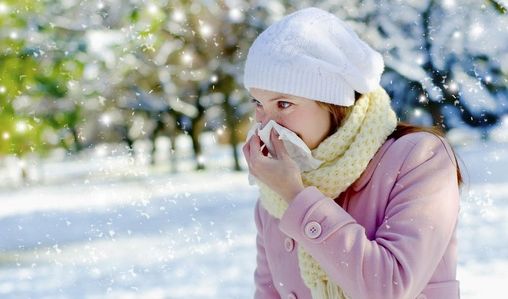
245 120 323 185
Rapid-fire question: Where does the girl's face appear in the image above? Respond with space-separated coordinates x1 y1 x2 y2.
250 88 332 150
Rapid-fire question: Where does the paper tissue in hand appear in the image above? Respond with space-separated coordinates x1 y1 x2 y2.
245 120 323 184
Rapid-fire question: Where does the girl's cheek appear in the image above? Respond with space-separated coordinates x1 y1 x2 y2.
278 113 298 129
284 118 305 139
255 110 264 122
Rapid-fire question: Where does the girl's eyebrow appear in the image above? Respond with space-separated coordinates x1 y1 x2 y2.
269 95 287 102
251 95 289 102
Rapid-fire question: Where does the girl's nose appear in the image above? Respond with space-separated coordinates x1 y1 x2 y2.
257 111 278 129
260 117 276 129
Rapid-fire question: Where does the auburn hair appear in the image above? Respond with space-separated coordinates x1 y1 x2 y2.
318 92 463 186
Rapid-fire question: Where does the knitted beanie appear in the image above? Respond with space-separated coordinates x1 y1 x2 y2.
243 7 384 106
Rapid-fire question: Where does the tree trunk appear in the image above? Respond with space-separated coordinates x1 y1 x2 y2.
169 130 178 174
150 117 166 165
191 117 205 170
69 126 82 152
223 94 242 171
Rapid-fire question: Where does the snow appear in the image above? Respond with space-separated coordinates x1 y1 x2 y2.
1 132 507 298
489 115 508 143
0 168 257 298
454 139 508 298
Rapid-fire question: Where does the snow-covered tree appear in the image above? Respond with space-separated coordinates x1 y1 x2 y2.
3 0 506 168
322 0 508 134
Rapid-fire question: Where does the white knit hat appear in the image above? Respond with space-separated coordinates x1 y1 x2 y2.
243 7 384 107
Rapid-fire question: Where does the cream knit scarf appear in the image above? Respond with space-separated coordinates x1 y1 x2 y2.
256 88 397 299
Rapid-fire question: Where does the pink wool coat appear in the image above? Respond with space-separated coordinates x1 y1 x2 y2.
253 132 460 299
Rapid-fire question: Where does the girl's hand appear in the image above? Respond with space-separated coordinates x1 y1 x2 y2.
243 129 305 203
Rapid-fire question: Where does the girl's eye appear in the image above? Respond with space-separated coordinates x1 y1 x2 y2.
251 98 262 107
278 101 292 109
250 98 292 109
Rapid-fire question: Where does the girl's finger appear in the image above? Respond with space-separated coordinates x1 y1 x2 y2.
269 129 280 159
271 129 289 159
243 133 258 165
242 142 250 162
249 134 262 159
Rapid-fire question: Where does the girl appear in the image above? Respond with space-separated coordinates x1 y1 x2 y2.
242 7 462 299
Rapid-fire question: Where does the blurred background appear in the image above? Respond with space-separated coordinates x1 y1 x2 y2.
0 0 507 298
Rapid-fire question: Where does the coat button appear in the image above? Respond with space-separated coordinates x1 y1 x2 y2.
284 237 295 252
416 294 427 299
304 221 322 239
287 292 297 299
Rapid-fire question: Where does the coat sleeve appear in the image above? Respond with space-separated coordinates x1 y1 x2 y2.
253 200 281 299
278 134 460 299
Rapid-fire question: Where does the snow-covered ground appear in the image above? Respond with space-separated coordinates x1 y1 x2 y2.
0 133 507 298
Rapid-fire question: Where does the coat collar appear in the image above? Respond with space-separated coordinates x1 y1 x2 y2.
351 138 395 192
